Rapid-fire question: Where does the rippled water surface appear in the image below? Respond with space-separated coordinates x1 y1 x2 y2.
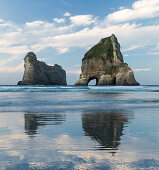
0 85 159 169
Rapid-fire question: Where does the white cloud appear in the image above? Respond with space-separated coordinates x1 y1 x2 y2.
147 51 159 55
53 18 65 24
66 70 81 74
64 12 71 17
119 6 125 10
25 20 46 27
122 44 145 52
0 63 23 73
57 48 69 54
72 64 81 68
0 45 29 56
107 0 159 22
133 68 152 72
36 23 159 54
70 15 95 26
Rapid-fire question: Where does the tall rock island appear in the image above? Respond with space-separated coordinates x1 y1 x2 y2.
18 52 67 85
75 34 139 86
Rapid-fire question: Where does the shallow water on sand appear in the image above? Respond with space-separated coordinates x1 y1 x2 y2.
0 85 159 169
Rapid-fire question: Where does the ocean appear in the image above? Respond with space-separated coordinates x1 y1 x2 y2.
0 85 159 169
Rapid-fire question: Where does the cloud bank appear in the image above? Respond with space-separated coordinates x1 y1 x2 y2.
107 0 159 22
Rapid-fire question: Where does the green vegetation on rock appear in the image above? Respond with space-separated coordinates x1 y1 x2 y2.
83 36 113 61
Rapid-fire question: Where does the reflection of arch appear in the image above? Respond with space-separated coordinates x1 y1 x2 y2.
82 111 130 151
24 113 66 136
87 76 99 86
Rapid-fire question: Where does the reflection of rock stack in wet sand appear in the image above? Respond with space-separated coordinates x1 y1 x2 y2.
24 113 65 136
82 111 129 151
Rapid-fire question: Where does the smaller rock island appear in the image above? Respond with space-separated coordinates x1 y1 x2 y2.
75 34 139 86
18 52 67 85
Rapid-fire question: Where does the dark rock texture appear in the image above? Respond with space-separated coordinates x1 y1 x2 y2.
18 52 67 85
75 34 139 86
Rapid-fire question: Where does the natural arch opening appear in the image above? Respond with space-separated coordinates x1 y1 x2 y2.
112 77 116 85
87 76 98 86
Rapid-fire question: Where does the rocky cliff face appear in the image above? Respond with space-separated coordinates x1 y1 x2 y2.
18 52 67 85
75 34 139 86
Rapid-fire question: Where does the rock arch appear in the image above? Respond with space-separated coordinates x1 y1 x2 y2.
75 34 139 86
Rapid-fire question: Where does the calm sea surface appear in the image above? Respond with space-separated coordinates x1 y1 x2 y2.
0 85 159 169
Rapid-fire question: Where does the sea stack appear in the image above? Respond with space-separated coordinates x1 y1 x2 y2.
75 34 139 86
18 52 67 85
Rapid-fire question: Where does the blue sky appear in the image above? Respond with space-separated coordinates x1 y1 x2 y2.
0 0 159 85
